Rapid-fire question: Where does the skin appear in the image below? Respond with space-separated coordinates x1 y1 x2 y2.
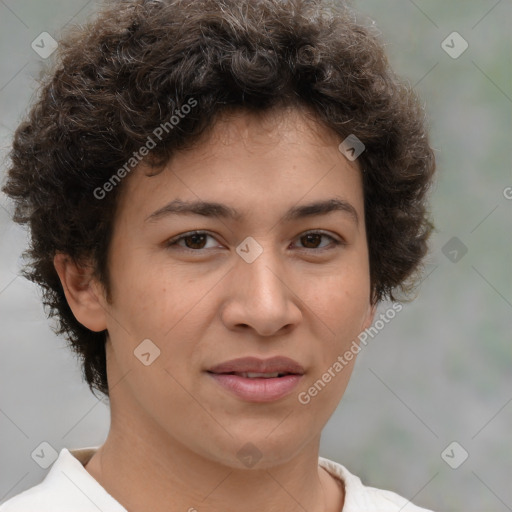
54 107 375 512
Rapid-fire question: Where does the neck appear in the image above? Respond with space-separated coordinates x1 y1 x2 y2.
84 410 343 512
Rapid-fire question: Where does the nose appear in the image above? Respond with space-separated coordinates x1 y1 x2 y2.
220 241 302 337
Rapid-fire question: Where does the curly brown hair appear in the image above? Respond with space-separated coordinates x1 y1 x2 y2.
2 0 436 398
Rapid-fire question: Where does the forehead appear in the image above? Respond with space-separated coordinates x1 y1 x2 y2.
114 108 364 227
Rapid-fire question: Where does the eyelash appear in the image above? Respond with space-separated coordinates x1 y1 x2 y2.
165 230 344 253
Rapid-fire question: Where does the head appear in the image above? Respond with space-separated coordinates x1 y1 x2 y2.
3 0 435 467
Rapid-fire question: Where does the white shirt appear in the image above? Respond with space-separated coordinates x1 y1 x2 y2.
0 447 435 511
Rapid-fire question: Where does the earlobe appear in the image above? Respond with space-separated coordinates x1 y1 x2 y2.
53 252 108 332
362 302 377 332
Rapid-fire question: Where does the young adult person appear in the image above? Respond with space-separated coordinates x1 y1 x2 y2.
0 0 436 510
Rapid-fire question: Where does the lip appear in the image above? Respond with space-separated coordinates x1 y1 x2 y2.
206 356 305 403
207 356 305 375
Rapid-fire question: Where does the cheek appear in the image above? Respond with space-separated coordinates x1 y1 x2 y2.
303 263 371 337
105 260 211 381
107 241 177 325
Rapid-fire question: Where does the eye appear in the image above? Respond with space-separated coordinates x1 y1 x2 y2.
165 230 343 253
165 231 220 251
293 230 343 251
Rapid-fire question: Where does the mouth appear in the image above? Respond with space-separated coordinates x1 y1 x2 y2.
207 371 295 379
206 356 305 402
207 355 305 376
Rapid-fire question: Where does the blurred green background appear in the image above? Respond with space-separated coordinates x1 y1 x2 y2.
0 1 511 510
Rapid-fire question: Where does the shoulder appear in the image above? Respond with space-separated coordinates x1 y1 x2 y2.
0 447 125 512
318 456 437 512
0 481 52 512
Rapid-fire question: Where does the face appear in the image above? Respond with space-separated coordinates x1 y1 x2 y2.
92 108 374 468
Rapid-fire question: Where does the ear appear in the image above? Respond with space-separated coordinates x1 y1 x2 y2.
53 252 108 332
361 302 377 332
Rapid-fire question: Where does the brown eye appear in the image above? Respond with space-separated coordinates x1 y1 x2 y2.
296 231 341 250
166 231 219 251
182 233 208 249
301 233 323 248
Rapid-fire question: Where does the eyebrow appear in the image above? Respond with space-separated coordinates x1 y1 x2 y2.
145 198 359 225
